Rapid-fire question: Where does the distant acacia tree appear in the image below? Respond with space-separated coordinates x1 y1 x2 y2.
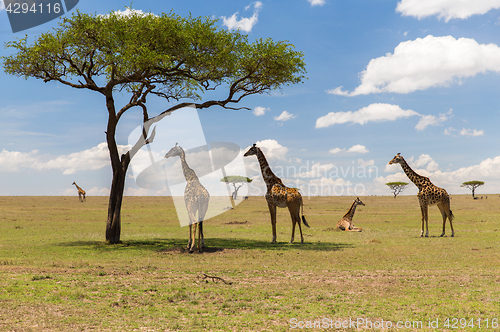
386 182 409 198
2 9 305 244
221 176 252 199
461 181 484 198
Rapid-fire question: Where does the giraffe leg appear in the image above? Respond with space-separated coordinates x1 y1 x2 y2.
198 198 209 248
267 202 277 243
189 223 197 253
419 205 425 237
288 205 302 243
423 205 429 237
187 224 193 251
197 222 202 253
437 203 447 237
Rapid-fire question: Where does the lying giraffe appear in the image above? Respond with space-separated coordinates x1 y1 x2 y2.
244 143 309 243
72 182 86 202
389 153 454 237
165 143 210 253
337 197 364 232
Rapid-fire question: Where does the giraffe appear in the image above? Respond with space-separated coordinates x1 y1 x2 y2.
336 197 364 232
72 182 86 202
165 143 210 253
244 143 310 243
389 153 454 237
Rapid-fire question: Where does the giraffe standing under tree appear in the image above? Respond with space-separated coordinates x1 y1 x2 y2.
389 153 454 237
72 182 86 202
244 143 309 243
337 197 365 232
165 143 210 253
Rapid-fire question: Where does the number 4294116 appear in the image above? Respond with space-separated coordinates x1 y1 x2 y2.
444 318 498 329
6 2 62 14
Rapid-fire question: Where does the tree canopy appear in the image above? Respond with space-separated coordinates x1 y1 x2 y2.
221 175 253 199
385 181 409 198
461 180 484 198
2 9 306 243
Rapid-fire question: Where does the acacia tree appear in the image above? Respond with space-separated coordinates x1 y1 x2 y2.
220 175 253 199
461 180 484 198
385 181 409 198
2 10 306 244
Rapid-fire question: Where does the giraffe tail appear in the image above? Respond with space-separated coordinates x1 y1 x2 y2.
300 198 310 228
301 215 310 228
449 209 454 221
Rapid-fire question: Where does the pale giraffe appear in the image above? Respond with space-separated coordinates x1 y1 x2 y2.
72 182 86 202
244 144 310 243
165 143 210 252
337 197 364 232
389 153 454 237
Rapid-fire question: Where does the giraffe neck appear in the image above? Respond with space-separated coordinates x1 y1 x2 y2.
179 150 198 183
73 183 82 191
399 157 428 189
256 148 283 189
343 201 358 220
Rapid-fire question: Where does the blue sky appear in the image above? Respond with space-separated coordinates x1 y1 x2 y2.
1 0 500 197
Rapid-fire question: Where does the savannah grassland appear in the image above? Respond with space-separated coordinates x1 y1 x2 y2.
0 195 499 331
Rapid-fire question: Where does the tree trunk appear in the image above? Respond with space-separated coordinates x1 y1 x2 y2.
105 164 126 243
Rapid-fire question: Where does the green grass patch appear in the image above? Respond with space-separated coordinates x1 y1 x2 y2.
0 195 499 331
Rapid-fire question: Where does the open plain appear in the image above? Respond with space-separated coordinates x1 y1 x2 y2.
0 195 499 331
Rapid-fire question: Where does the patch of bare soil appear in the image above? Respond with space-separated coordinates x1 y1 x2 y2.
225 221 249 225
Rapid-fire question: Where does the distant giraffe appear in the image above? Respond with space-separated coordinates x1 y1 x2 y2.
389 153 454 237
244 143 309 243
72 182 86 202
165 143 210 253
337 197 364 232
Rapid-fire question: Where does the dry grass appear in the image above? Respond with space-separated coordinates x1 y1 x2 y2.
0 195 499 331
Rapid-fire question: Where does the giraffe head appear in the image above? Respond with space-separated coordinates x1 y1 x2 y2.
243 144 259 157
388 153 404 165
354 197 365 206
164 143 184 159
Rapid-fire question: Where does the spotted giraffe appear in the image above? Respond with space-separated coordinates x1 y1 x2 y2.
389 153 454 237
244 143 310 243
337 197 364 232
72 182 86 202
165 143 210 252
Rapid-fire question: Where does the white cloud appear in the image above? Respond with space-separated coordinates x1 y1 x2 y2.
347 145 369 154
316 103 418 128
413 154 440 172
415 109 453 131
294 162 336 178
329 35 500 96
329 148 343 154
101 8 155 18
251 139 289 161
0 142 130 174
329 144 369 154
222 2 263 33
274 110 297 122
307 0 326 6
460 128 484 137
253 106 269 116
396 0 500 21
445 127 484 137
0 0 4 11
325 86 349 96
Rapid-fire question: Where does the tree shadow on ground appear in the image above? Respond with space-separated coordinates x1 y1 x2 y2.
59 238 353 254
